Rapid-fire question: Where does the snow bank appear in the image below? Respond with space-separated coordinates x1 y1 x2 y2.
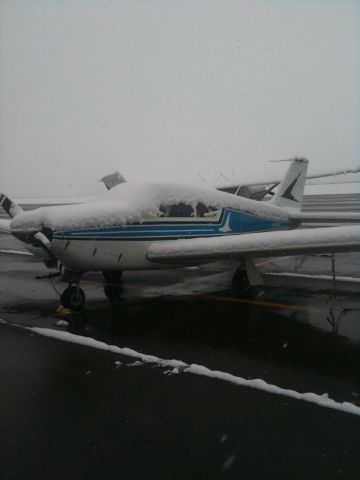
186 364 360 416
1 319 359 417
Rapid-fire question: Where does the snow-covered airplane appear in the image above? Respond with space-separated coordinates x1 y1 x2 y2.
1 158 360 310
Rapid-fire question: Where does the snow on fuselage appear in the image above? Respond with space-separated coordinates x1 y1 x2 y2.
9 182 294 270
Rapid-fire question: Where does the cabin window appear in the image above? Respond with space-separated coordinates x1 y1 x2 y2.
159 203 195 218
195 203 220 218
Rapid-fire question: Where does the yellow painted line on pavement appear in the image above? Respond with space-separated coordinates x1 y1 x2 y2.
200 294 322 313
80 280 321 312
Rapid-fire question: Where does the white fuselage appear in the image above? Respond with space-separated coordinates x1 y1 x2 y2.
51 238 162 270
9 181 293 271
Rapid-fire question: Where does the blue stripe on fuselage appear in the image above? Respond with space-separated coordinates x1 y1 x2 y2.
53 209 292 241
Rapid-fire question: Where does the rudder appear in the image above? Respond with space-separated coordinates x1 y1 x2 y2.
271 158 308 209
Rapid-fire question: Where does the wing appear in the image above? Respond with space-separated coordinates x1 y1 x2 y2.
289 212 360 224
0 218 11 233
147 225 360 265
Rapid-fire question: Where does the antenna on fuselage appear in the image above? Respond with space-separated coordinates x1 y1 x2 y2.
198 173 208 184
214 172 229 187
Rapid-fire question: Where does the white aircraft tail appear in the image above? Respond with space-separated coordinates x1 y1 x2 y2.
0 193 23 218
271 158 308 209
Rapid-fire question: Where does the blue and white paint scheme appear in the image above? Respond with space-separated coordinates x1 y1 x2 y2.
53 209 292 242
46 207 293 270
5 159 308 270
2 157 360 309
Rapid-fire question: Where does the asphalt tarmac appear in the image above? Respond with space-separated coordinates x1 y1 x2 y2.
1 233 360 480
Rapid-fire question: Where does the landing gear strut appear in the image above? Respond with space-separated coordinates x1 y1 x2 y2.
103 270 123 304
232 258 264 298
232 268 252 296
103 270 123 283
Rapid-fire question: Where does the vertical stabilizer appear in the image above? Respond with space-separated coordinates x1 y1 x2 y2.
271 158 308 209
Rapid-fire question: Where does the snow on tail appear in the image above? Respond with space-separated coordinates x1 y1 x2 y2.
271 158 308 210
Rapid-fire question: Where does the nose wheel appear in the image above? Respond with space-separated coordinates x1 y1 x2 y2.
60 285 85 311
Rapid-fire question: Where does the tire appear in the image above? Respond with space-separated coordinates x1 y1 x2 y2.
60 286 85 311
104 285 123 304
232 269 253 298
103 270 123 283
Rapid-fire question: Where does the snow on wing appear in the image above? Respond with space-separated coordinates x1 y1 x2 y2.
289 211 360 223
147 225 360 264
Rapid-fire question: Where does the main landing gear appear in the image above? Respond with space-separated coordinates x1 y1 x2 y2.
103 270 123 304
232 258 264 298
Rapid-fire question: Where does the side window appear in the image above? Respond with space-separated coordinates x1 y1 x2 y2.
159 203 195 218
195 203 220 218
159 205 171 217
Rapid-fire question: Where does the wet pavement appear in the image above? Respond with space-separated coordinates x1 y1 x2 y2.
1 233 360 479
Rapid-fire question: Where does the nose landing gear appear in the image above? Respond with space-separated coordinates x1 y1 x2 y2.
60 269 85 311
60 285 85 311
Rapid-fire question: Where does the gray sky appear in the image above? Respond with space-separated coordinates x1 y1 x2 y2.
0 0 359 197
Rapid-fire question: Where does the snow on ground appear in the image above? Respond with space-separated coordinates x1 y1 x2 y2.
142 271 232 297
1 319 359 417
268 272 360 282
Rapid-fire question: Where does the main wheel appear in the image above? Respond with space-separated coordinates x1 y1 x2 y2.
104 285 123 304
232 269 253 298
60 286 85 311
103 270 123 283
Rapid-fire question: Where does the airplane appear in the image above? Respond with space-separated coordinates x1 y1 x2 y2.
217 164 360 200
1 158 360 311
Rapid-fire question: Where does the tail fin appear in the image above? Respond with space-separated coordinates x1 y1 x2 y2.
0 193 23 218
271 158 308 209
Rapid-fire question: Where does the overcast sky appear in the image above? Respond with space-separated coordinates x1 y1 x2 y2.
0 0 359 197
